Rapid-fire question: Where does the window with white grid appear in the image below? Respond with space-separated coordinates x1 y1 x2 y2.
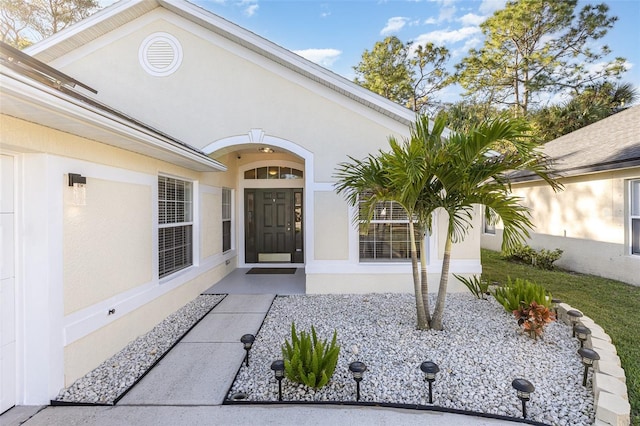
222 188 232 253
631 179 640 255
158 176 193 278
359 196 420 262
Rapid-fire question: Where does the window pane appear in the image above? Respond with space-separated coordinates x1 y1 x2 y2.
632 180 640 216
158 176 193 277
244 169 256 179
268 166 279 179
257 167 268 179
633 219 640 255
223 220 231 252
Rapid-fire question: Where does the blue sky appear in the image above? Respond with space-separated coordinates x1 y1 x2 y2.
190 0 640 106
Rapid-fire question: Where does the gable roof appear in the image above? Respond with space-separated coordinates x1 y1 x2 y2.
514 105 640 182
24 0 416 126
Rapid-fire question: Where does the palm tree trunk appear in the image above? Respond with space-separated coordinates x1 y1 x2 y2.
431 232 452 330
420 229 431 326
409 221 428 329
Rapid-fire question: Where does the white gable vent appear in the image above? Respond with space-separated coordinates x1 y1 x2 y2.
139 33 183 77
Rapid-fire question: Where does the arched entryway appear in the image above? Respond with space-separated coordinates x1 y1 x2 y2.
202 129 314 267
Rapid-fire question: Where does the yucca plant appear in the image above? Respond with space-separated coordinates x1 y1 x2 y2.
492 277 552 312
282 322 340 389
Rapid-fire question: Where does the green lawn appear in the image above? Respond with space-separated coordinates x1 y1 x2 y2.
480 249 640 426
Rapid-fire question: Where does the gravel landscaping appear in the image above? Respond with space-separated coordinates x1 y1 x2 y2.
228 293 594 426
54 294 225 405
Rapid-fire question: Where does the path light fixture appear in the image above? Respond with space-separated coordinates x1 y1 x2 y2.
420 361 440 404
240 334 255 367
512 378 535 419
573 325 591 348
578 347 600 386
348 361 367 402
566 310 583 336
551 298 562 318
270 359 285 401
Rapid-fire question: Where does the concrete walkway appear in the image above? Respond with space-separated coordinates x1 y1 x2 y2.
4 292 520 426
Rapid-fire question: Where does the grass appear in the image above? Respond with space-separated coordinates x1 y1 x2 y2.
480 249 640 426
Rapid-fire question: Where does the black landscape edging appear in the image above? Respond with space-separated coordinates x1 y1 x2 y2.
50 294 228 407
222 399 550 425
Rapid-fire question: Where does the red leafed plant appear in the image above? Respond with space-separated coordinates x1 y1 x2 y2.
513 301 556 339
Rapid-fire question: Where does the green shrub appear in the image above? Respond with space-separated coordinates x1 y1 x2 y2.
454 274 489 299
282 322 340 389
492 277 552 312
503 245 563 270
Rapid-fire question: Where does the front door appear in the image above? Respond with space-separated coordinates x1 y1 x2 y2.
245 189 303 263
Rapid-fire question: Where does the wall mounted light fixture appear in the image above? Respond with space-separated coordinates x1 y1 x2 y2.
68 173 87 206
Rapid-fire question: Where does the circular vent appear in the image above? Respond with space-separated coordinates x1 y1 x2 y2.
139 33 183 77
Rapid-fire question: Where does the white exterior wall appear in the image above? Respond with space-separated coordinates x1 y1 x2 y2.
481 169 640 286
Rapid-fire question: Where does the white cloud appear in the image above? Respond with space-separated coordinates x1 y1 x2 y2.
414 26 481 45
438 6 457 23
294 48 342 67
458 13 485 26
380 17 409 35
479 0 506 15
424 17 438 25
244 4 258 16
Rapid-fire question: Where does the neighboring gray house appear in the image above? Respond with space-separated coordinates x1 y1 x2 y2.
482 105 640 286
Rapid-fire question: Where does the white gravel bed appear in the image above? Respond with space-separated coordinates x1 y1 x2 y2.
54 294 226 404
228 293 594 426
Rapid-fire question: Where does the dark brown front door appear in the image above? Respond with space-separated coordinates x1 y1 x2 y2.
245 189 303 263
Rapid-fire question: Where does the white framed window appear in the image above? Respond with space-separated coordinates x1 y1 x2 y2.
158 175 193 278
631 179 640 255
359 196 420 262
222 188 232 253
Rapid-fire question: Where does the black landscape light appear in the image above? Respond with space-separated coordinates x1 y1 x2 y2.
348 361 367 402
420 361 440 404
512 378 535 419
551 298 562 318
566 310 583 336
240 334 255 367
578 347 600 386
573 325 591 348
270 359 285 401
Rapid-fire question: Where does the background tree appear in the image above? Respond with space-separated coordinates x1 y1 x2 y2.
531 81 638 141
0 0 99 48
354 36 450 113
455 0 626 117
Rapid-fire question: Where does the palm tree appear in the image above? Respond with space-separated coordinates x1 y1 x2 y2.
335 114 561 331
428 117 562 330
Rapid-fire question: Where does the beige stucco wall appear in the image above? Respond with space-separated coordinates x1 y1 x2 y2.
63 177 152 314
52 11 409 182
306 272 468 294
63 261 233 386
201 191 221 259
314 191 349 260
481 169 640 286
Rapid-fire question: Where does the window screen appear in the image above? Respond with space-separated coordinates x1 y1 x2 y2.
158 176 193 277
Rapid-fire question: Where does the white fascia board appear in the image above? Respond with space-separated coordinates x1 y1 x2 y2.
1 67 226 172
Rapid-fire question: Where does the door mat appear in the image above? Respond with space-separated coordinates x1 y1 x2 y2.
247 268 297 274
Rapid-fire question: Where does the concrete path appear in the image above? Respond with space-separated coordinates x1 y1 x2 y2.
118 294 274 406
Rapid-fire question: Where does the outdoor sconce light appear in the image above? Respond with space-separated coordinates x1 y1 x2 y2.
240 334 255 367
573 325 591 348
512 378 535 419
68 173 87 206
348 361 367 402
270 359 285 401
566 310 583 336
578 347 600 386
420 361 440 404
551 298 562 318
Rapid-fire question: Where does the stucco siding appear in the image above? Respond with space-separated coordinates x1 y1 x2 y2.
64 178 152 315
201 190 221 259
314 191 349 261
306 272 469 294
